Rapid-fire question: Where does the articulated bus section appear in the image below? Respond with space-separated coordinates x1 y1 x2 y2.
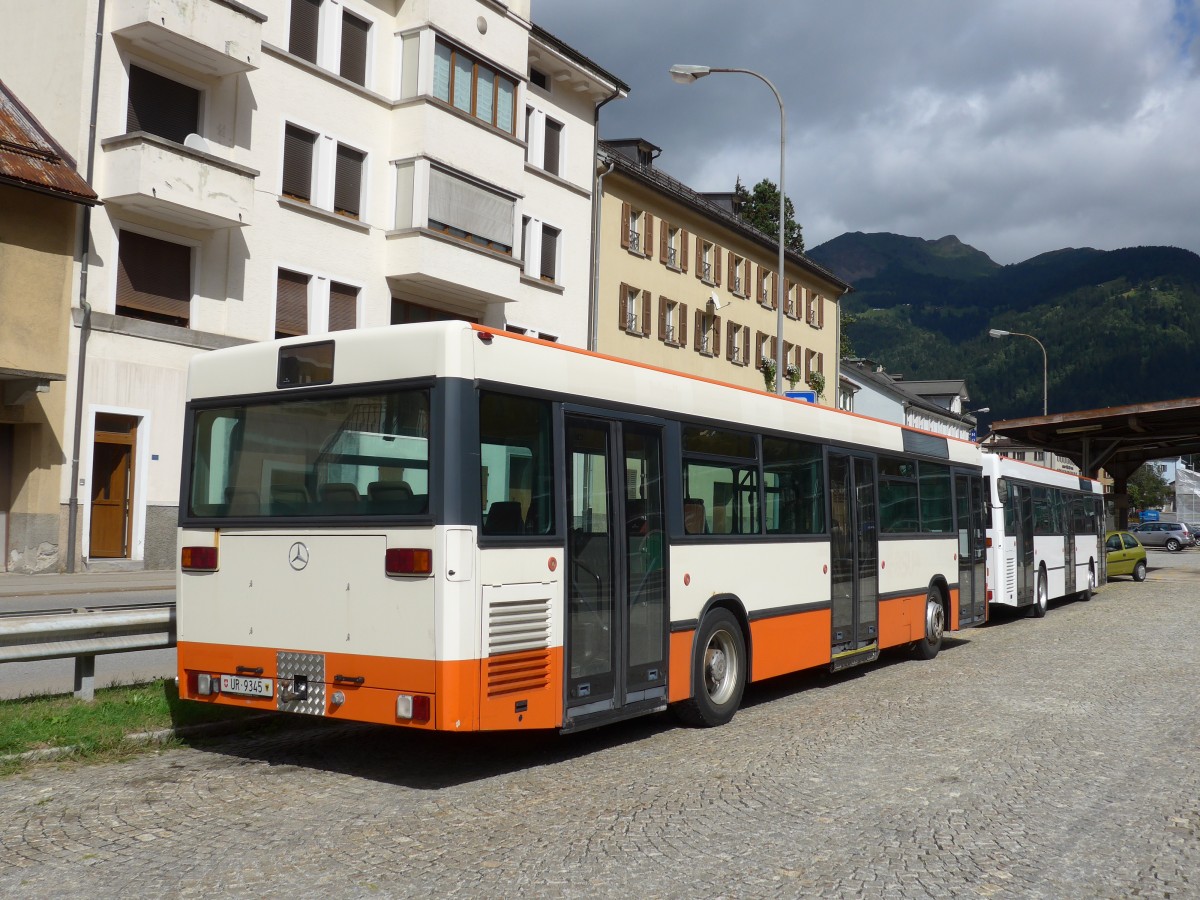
177 322 989 733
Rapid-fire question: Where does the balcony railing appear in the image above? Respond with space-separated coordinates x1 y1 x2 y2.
701 261 712 281
628 229 641 253
666 246 677 267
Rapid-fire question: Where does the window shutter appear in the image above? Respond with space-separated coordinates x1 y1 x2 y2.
620 202 631 250
540 225 558 281
714 247 722 286
681 230 689 273
726 324 735 361
785 280 794 317
695 235 703 279
328 281 357 331
771 336 779 361
618 283 629 330
679 304 688 347
641 290 651 336
274 269 309 337
289 0 320 63
544 119 562 175
755 330 765 368
694 308 703 351
116 231 192 325
126 65 200 144
818 294 825 327
816 351 824 374
659 221 668 264
340 11 370 85
658 297 667 341
728 254 735 293
644 215 654 259
756 266 764 305
334 144 364 218
743 327 751 367
282 124 315 201
772 273 779 309
713 315 722 356
783 341 793 368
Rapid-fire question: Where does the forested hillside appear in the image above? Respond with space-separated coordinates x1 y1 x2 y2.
808 233 1200 423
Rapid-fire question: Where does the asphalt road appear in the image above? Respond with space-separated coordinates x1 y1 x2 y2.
1 550 1197 898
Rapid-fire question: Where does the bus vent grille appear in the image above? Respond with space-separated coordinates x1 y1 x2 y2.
1005 558 1016 595
487 649 551 697
488 597 551 655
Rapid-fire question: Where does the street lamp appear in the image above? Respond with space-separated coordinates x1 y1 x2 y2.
670 63 788 395
989 328 1048 415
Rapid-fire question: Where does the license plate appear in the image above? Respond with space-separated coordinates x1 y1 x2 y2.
220 674 274 698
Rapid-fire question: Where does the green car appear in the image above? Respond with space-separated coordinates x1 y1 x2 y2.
1106 530 1148 581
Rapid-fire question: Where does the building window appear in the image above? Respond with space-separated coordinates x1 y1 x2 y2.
695 308 720 356
626 207 643 254
391 297 476 324
427 167 515 254
276 269 310 338
664 225 680 268
785 283 797 319
126 65 200 144
339 11 370 86
116 231 192 327
700 241 714 283
289 0 321 64
658 297 686 347
727 323 750 366
329 281 358 331
530 67 549 91
620 284 649 335
540 225 560 282
399 31 420 99
432 39 516 133
282 124 316 203
334 143 364 219
543 118 562 176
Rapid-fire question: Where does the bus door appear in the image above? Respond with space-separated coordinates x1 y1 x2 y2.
955 473 987 626
563 415 668 726
1062 495 1077 594
828 452 878 669
1014 485 1036 604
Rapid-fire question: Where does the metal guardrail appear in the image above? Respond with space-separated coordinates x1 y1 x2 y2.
0 604 175 701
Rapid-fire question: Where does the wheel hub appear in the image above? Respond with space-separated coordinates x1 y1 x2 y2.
706 647 727 686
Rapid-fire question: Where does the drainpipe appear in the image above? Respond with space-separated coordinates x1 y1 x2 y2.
587 87 623 353
66 0 106 573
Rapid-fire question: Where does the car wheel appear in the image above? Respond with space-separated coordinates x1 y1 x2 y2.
1133 560 1147 582
1166 538 1181 552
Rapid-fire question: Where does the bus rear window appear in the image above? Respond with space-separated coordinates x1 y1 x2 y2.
186 389 430 519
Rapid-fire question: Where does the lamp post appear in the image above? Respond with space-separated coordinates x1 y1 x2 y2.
670 64 787 395
988 328 1048 415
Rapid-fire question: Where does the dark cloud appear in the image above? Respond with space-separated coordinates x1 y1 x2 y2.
535 0 1200 263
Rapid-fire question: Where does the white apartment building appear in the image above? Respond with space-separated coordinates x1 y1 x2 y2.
0 0 627 570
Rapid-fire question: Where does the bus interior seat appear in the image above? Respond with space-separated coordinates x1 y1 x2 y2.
319 482 361 512
484 500 524 535
269 484 308 514
226 488 261 516
683 498 706 534
367 480 426 514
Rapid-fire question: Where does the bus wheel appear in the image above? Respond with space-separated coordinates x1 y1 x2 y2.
1028 572 1048 618
1079 564 1095 601
1133 560 1148 582
674 609 746 728
912 588 944 660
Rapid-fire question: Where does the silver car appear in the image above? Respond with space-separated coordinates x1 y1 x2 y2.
1132 521 1193 551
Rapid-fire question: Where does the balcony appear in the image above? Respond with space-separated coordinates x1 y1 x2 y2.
385 229 521 315
101 133 256 229
111 0 263 76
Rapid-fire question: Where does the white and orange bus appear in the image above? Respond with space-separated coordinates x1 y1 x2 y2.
981 453 1105 617
176 322 987 732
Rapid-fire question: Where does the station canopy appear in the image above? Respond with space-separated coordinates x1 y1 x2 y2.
987 397 1200 484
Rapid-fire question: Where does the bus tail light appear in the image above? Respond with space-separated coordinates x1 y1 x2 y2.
396 694 430 722
385 548 432 575
182 546 219 571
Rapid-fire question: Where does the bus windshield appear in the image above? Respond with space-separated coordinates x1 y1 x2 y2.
186 388 430 519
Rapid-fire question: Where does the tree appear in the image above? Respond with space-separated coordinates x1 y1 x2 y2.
734 177 804 252
840 310 857 358
1128 463 1171 511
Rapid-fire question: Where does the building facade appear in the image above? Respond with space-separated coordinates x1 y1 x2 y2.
0 0 625 570
0 80 99 572
594 140 850 400
840 359 976 440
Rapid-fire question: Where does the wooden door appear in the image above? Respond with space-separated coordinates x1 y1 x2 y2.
90 416 137 558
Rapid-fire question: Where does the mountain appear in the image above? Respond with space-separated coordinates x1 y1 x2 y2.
808 233 1200 423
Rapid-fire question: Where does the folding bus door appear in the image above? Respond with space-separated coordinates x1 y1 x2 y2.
564 415 668 727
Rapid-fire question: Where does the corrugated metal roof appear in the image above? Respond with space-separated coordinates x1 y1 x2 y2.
0 78 98 205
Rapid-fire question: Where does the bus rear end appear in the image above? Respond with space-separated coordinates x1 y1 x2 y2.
176 327 499 731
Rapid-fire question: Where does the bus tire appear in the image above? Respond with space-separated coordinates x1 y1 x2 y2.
1133 560 1148 582
674 608 746 728
1028 571 1048 618
1079 564 1095 601
911 587 945 660
1166 538 1181 552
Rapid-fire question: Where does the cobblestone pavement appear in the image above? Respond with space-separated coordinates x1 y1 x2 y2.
2 557 1197 899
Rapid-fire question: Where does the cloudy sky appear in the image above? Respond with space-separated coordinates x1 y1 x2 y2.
534 0 1200 265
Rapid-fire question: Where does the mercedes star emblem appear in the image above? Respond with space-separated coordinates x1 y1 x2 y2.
288 541 310 571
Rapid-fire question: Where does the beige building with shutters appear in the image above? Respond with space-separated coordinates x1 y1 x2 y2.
0 0 626 570
595 140 851 401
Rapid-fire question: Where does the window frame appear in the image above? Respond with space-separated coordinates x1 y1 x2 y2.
432 38 517 134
